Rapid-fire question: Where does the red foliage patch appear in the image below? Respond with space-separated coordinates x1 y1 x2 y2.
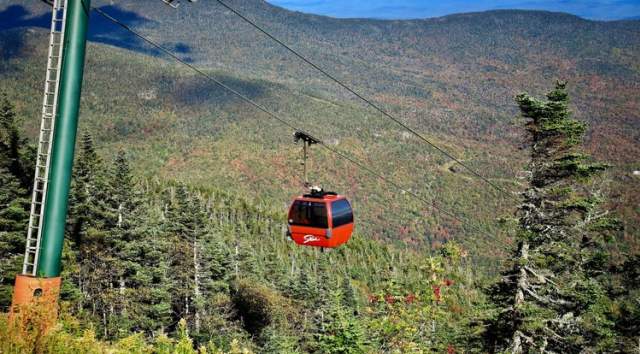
384 294 396 304
432 286 441 302
405 293 416 304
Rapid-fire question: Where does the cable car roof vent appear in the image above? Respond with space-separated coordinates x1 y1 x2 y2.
304 186 338 198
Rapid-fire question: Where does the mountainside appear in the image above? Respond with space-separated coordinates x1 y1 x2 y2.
1 2 640 351
1 0 638 255
5 1 640 147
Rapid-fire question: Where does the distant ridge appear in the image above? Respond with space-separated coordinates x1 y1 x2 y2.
266 0 640 21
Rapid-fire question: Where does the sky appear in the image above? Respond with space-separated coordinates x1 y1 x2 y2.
266 0 640 21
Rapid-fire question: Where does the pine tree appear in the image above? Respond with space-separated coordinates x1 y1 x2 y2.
131 204 173 336
0 94 32 308
164 184 218 338
194 229 233 343
316 255 336 302
291 270 317 302
260 325 300 354
485 82 618 353
103 150 157 338
110 150 137 314
65 133 122 338
0 167 29 308
614 255 640 352
67 133 109 245
341 274 359 314
0 93 33 186
314 289 366 354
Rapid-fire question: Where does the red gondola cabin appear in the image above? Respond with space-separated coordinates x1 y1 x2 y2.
287 190 354 248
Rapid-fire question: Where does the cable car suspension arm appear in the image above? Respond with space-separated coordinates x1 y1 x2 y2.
294 131 319 187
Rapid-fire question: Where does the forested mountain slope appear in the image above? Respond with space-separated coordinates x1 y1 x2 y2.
0 0 638 255
0 121 488 352
1 0 639 351
0 27 515 260
5 0 639 149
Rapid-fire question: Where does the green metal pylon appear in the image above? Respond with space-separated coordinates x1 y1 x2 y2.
37 0 91 278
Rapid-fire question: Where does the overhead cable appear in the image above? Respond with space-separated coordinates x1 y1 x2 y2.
212 0 519 203
92 7 509 244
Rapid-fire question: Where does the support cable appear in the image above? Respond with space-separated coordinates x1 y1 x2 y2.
212 0 519 203
92 7 511 244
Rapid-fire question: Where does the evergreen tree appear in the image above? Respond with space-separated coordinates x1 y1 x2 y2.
65 133 121 338
194 229 233 343
316 255 336 301
165 184 226 339
0 94 32 308
67 133 111 246
314 289 366 354
109 151 137 316
130 204 173 336
260 325 300 354
341 274 359 314
485 82 618 353
0 167 29 308
102 150 160 338
0 93 33 186
291 269 317 302
616 255 640 351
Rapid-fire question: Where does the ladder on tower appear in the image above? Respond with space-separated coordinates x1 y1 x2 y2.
22 0 68 276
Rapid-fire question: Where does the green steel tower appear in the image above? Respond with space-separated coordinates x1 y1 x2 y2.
11 0 91 320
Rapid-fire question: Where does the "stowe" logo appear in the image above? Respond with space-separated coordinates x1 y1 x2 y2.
303 234 321 244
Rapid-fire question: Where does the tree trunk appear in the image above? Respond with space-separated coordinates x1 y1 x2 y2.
509 241 529 353
291 256 296 275
514 242 529 307
510 332 523 354
117 203 123 227
193 237 201 332
235 244 239 277
103 310 108 338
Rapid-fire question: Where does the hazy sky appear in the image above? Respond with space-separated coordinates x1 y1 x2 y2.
266 0 640 20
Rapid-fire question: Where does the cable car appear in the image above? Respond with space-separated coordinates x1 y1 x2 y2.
287 188 354 248
287 131 355 248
